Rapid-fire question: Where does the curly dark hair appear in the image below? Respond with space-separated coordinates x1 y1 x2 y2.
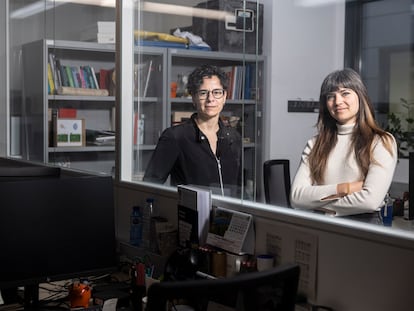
187 64 229 96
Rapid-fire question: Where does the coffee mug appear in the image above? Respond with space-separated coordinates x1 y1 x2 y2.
256 254 274 272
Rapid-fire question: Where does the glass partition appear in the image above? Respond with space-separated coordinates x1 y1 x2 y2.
8 0 116 175
5 1 414 234
118 0 264 201
345 0 414 160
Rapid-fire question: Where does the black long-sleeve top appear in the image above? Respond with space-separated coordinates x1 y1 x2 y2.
143 114 242 196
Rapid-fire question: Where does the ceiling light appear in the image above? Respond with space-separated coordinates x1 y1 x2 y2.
10 1 64 19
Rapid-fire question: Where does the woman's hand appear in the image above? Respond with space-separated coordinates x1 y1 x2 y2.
349 181 363 194
337 181 363 196
321 180 364 201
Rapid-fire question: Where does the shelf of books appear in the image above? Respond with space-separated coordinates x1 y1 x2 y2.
20 39 118 174
20 39 168 175
22 39 264 186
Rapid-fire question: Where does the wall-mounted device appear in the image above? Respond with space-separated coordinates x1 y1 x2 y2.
192 1 264 54
225 9 255 32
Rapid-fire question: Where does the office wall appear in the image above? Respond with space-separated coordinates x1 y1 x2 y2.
253 213 414 311
264 0 345 178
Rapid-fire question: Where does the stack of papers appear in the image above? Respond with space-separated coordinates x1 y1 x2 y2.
86 129 115 145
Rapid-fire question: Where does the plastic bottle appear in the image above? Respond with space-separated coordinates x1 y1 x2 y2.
141 198 154 249
381 193 393 226
130 206 142 246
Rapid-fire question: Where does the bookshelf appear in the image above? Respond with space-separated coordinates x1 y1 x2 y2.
22 39 118 174
22 40 264 192
21 40 166 175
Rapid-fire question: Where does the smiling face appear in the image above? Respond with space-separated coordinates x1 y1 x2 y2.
193 76 226 120
326 87 360 125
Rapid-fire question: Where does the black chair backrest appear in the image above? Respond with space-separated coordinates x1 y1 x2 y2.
263 159 291 207
146 263 300 311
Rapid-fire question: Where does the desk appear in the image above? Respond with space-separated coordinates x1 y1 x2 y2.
392 216 414 231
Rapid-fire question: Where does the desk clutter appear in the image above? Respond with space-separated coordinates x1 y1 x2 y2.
123 186 288 310
164 246 261 281
128 247 279 311
0 273 132 311
177 185 255 255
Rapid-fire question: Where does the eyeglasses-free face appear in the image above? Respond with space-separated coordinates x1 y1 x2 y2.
326 88 359 125
196 88 226 100
326 89 353 103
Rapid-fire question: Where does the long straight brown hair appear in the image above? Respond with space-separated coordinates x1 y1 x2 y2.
308 68 394 184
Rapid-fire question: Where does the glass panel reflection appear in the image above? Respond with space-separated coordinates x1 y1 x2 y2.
124 0 263 201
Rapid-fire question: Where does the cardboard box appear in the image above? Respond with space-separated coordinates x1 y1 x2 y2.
55 118 85 147
192 0 263 54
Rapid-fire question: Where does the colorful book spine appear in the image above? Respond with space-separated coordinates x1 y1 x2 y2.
80 66 90 88
65 65 75 87
48 53 60 89
84 66 96 89
90 66 100 89
56 59 69 87
47 63 55 94
78 66 87 88
70 66 80 88
99 69 110 91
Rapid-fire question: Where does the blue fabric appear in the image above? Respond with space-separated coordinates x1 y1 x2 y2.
135 40 211 51
135 40 187 49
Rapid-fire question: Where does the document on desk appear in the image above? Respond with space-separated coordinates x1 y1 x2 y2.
102 298 117 311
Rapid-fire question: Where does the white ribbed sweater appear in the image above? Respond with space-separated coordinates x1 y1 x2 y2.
290 124 398 216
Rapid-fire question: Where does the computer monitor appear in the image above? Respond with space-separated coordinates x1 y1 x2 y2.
0 174 117 309
146 263 300 311
0 157 61 181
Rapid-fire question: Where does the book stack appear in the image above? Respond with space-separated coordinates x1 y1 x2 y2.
48 52 110 96
97 21 115 44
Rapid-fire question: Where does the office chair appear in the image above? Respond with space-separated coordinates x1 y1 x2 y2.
146 263 300 311
263 159 291 207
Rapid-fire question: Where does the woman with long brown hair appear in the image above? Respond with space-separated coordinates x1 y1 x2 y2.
290 68 397 220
